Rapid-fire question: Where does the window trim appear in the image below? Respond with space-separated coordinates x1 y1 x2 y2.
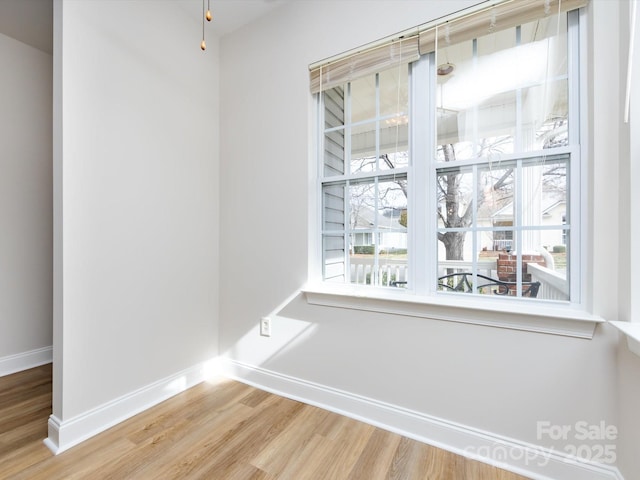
308 6 599 337
303 282 602 339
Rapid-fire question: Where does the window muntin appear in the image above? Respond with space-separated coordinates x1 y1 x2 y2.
318 9 580 305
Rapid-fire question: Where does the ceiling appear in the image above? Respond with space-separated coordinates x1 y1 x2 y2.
0 0 285 55
205 0 286 37
0 0 53 54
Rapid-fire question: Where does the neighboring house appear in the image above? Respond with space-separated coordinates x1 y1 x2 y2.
435 194 566 262
350 206 407 252
488 199 566 251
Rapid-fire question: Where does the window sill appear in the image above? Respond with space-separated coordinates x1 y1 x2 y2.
610 322 640 357
303 283 604 339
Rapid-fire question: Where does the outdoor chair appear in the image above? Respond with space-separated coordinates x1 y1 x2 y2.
437 272 540 298
391 273 541 298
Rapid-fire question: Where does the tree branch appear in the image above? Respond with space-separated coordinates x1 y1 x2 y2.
492 168 514 191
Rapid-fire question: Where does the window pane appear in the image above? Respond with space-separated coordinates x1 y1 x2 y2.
351 75 376 124
380 142 409 170
349 176 408 230
521 158 568 231
351 122 377 173
525 80 569 150
379 65 408 118
350 233 409 288
436 12 569 161
436 166 473 233
379 232 408 287
495 251 540 298
377 178 408 227
351 128 409 174
436 32 474 159
349 179 376 230
324 86 345 129
323 234 345 282
324 129 346 177
438 231 505 295
541 231 569 264
349 238 375 285
437 231 474 276
323 86 346 177
478 164 515 227
323 184 345 231
530 238 570 301
377 177 409 287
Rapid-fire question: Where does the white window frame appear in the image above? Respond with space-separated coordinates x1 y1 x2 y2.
306 7 603 339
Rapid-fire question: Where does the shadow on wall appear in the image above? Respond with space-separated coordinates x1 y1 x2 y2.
216 284 619 449
221 289 317 370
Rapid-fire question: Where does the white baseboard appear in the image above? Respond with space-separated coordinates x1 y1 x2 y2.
0 346 52 377
45 361 212 455
220 358 623 480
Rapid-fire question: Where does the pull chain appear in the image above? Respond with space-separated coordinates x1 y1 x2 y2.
200 0 206 50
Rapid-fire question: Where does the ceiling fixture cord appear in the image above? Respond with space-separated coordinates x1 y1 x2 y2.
201 0 212 51
201 0 206 50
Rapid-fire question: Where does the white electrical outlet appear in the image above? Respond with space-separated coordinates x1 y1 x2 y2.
260 317 271 337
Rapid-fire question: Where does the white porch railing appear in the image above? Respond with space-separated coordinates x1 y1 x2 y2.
527 262 569 300
350 257 408 287
438 260 497 277
349 259 497 287
349 257 568 299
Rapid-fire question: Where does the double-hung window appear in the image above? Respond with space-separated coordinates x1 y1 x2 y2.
313 0 586 307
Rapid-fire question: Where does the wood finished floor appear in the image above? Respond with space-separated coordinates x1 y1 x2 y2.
0 365 530 480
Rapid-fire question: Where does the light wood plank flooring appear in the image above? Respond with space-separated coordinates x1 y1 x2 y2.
0 365 530 479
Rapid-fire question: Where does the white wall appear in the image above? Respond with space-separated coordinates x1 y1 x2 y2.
615 0 640 478
53 0 219 427
617 346 640 479
219 1 626 477
0 32 52 374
